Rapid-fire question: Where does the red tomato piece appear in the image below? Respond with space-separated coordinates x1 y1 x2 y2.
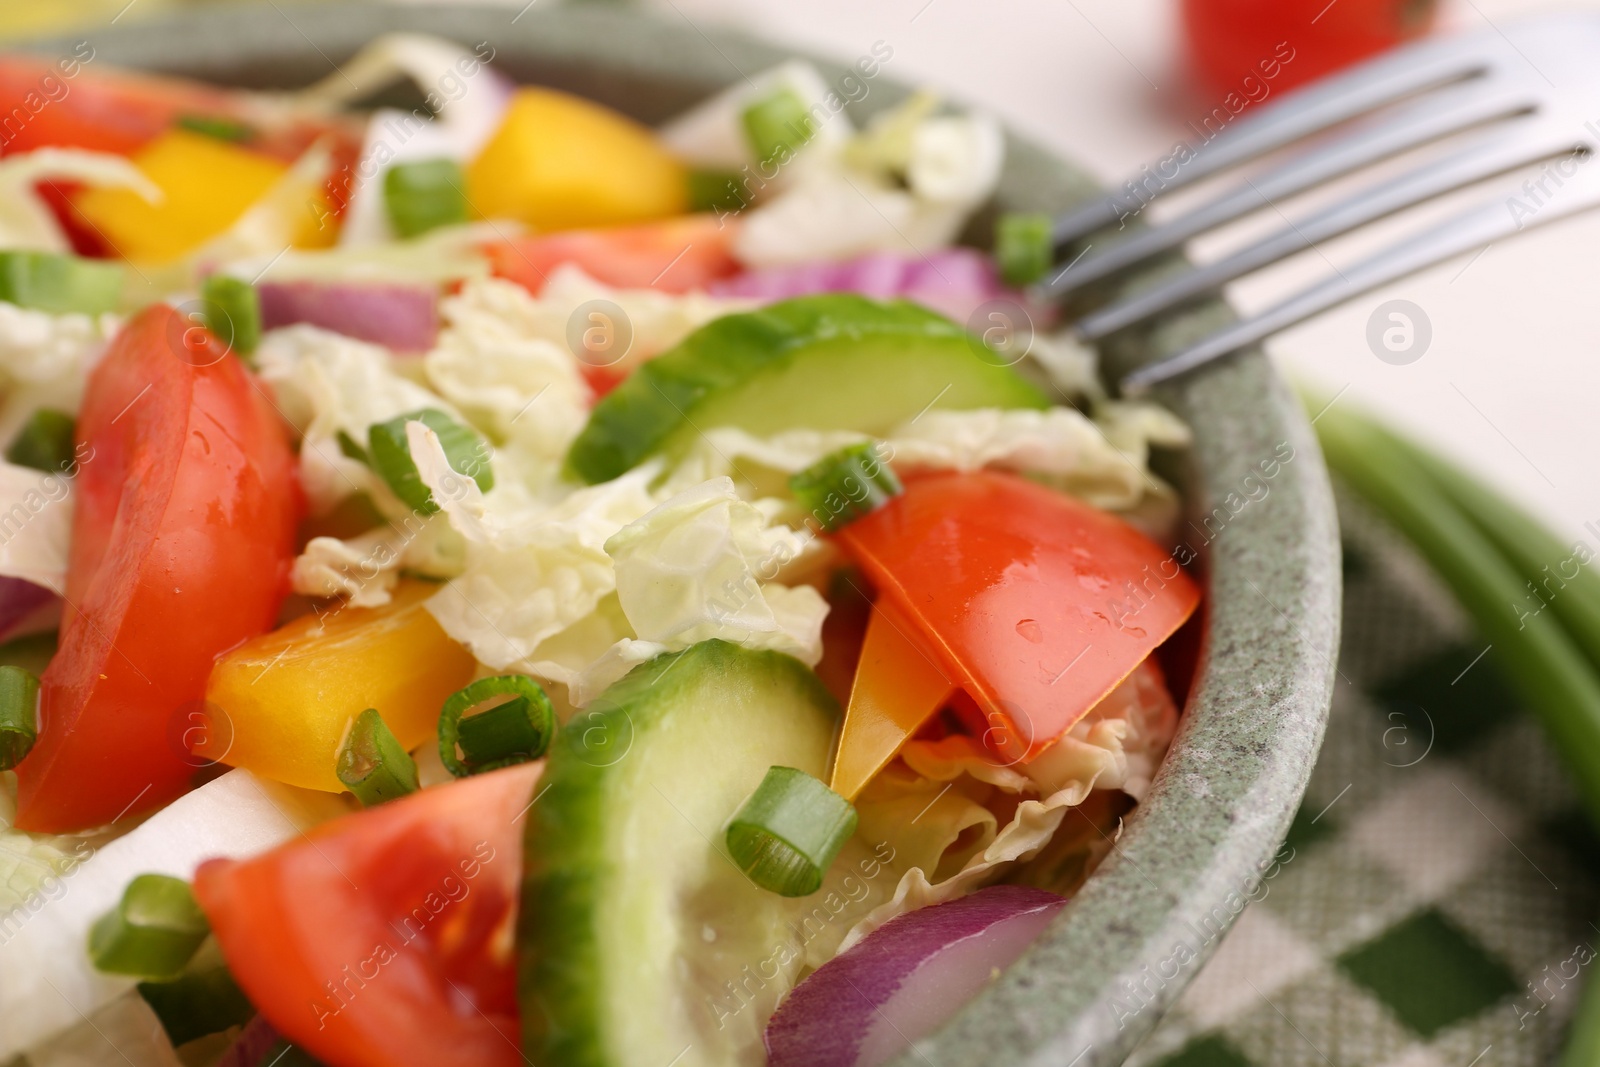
483 214 742 295
1179 0 1436 99
194 764 540 1067
835 471 1201 762
14 306 301 832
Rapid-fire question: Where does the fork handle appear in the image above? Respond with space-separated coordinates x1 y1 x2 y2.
1119 164 1600 396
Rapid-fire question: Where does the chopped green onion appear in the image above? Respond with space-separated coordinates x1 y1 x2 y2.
137 940 254 1047
88 874 210 980
790 442 902 533
0 250 122 315
1314 404 1600 827
200 274 262 358
367 408 493 515
0 665 39 771
725 766 857 897
995 212 1054 287
336 708 418 806
336 429 370 465
438 675 555 777
741 87 814 165
176 114 254 143
4 408 76 473
384 158 469 239
686 168 747 213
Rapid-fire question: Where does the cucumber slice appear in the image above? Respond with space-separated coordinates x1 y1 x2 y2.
565 294 1050 484
520 640 843 1067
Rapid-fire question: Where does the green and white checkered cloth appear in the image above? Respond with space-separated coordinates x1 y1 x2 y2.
1126 486 1600 1067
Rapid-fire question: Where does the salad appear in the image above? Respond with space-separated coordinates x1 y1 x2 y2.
0 34 1202 1067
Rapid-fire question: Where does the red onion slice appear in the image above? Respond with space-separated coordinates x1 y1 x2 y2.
764 884 1066 1067
709 248 1054 327
257 280 439 352
0 576 55 643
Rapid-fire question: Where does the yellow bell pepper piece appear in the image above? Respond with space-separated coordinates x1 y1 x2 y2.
830 599 954 801
199 581 477 793
73 129 288 262
466 87 687 231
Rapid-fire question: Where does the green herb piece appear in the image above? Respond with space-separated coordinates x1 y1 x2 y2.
88 874 210 980
0 250 122 315
995 212 1054 287
686 168 747 213
176 114 254 143
438 674 555 778
0 665 39 771
725 766 857 897
383 158 469 239
790 441 902 533
367 408 492 515
200 274 262 358
741 87 813 165
4 408 76 473
336 708 418 807
137 939 254 1047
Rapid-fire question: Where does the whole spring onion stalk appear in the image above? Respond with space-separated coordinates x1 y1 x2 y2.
1312 402 1600 1065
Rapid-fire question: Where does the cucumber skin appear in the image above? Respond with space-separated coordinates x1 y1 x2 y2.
564 294 1050 485
518 640 841 1067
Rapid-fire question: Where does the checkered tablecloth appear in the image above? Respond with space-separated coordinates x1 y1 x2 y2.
1125 486 1600 1067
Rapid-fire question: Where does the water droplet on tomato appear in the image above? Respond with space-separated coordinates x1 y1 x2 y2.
1015 618 1043 643
1077 573 1110 592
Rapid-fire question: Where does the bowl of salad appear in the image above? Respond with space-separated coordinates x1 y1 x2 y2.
0 5 1339 1067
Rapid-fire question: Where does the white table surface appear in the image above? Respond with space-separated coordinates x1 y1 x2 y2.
652 0 1600 544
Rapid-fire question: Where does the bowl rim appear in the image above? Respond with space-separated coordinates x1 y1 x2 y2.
18 5 1342 1064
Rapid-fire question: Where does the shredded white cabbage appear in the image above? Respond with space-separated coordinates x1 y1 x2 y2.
408 420 827 705
0 770 348 1059
423 275 594 495
253 323 452 516
666 403 1189 517
0 149 159 255
0 461 74 595
0 302 120 452
734 95 1004 267
834 659 1177 955
519 264 751 375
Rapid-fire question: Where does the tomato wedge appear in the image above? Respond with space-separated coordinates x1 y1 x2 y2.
194 764 539 1067
483 214 742 295
834 471 1201 769
14 306 301 832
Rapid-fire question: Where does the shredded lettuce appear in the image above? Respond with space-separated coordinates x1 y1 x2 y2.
664 402 1189 521
0 461 74 594
833 658 1178 957
733 94 1004 267
0 302 119 461
253 323 458 516
0 770 347 1059
423 276 595 495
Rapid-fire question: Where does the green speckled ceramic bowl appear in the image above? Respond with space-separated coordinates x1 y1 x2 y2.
27 5 1341 1062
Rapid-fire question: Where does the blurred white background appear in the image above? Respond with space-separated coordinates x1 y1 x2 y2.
653 0 1600 547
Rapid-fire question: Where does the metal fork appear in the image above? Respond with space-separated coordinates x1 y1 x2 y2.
1040 12 1600 395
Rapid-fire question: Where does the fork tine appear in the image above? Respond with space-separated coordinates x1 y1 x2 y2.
1050 31 1494 243
1078 120 1579 340
1119 158 1600 396
1043 79 1534 297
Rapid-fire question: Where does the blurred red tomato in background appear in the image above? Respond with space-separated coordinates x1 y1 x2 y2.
1181 0 1438 100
